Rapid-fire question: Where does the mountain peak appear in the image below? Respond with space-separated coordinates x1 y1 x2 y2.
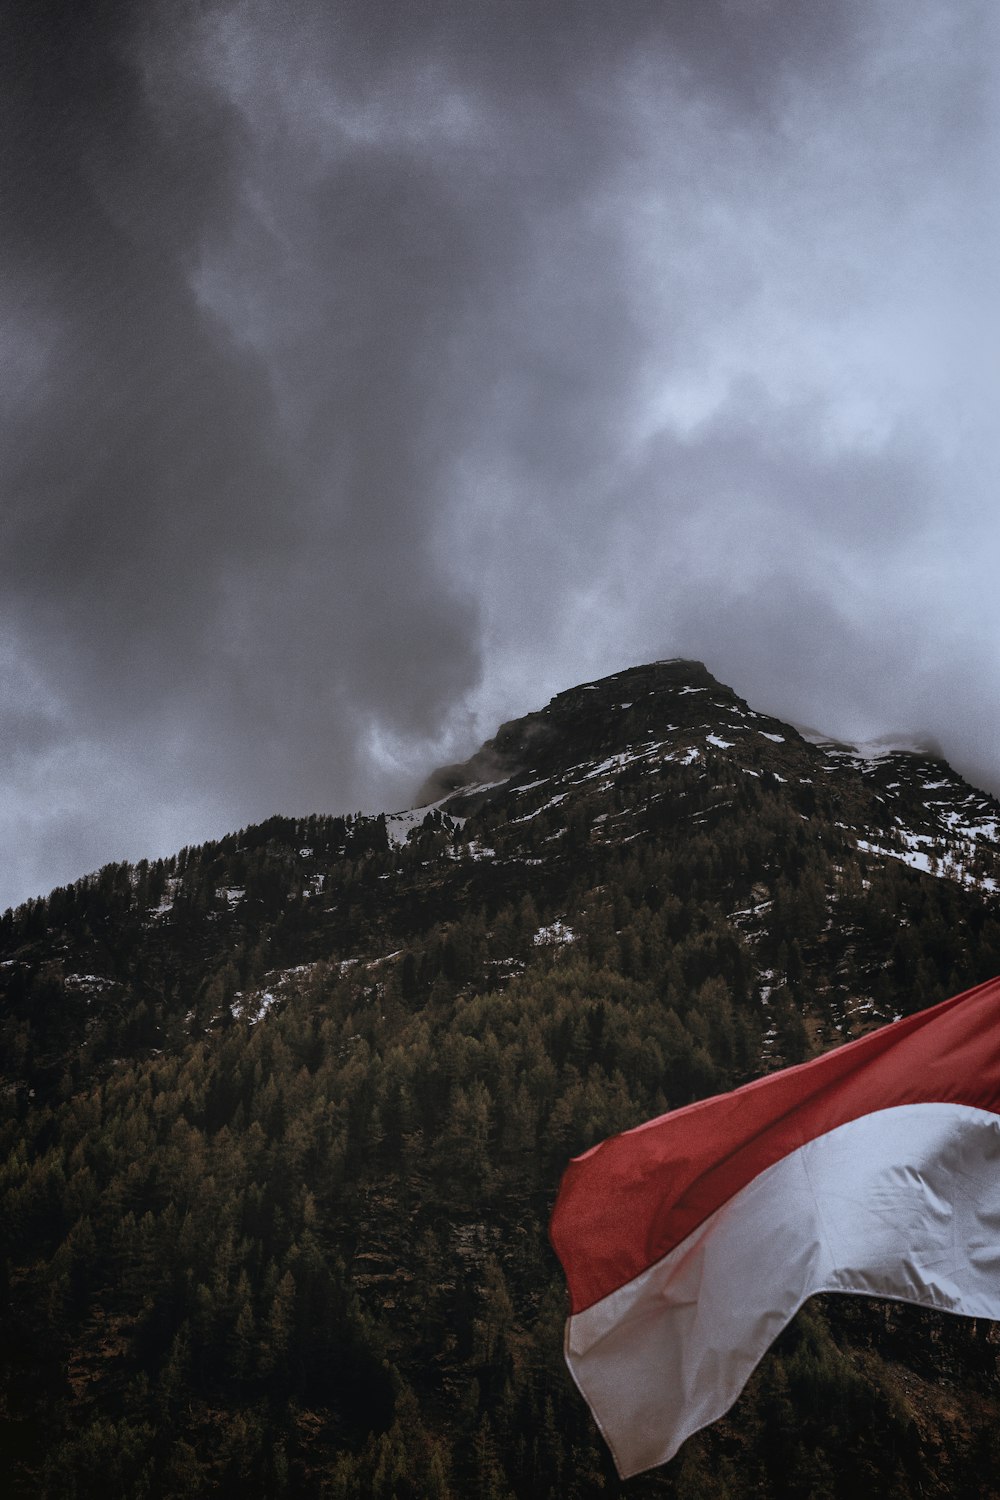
417 658 736 804
407 656 1000 899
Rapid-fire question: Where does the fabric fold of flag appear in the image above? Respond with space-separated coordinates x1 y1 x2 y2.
549 975 1000 1478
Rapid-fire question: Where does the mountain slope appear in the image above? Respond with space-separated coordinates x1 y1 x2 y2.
4 660 1000 1497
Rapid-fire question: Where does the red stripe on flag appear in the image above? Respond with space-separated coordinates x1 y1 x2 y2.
551 975 1000 1313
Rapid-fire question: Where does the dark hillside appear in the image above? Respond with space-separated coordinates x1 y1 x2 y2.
4 660 1000 1496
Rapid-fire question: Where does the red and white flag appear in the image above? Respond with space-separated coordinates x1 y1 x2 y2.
550 975 1000 1478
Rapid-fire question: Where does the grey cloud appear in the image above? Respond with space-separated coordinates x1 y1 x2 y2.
2 0 999 908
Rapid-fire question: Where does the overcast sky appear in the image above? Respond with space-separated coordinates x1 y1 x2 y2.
3 0 999 911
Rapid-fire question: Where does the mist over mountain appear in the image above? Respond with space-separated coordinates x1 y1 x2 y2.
4 659 1000 1496
5 0 1000 920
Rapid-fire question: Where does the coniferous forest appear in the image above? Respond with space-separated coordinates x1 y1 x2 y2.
5 661 1000 1497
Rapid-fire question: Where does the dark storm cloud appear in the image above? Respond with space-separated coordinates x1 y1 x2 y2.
2 0 997 907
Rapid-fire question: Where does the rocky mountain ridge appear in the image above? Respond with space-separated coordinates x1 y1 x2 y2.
418 657 1000 895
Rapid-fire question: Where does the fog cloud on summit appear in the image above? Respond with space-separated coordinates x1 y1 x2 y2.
3 0 999 908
